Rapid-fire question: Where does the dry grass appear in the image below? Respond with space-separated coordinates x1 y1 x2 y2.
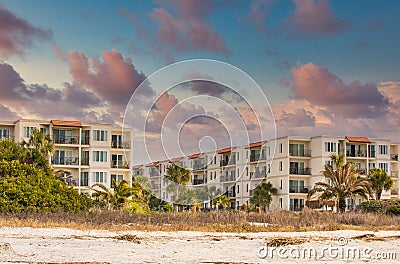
0 209 399 232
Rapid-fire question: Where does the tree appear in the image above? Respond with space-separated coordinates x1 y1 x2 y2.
368 168 393 200
196 185 220 209
212 195 230 210
91 179 133 210
165 164 191 211
308 154 372 213
249 182 278 211
22 128 54 158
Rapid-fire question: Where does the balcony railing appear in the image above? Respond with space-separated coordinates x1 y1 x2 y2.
391 154 399 161
289 186 310 193
250 154 266 162
220 159 236 166
193 163 207 170
391 171 399 178
250 170 266 179
289 149 312 157
150 170 160 177
346 150 368 158
220 175 236 182
111 141 131 149
193 179 205 185
0 135 14 140
53 136 79 144
52 157 79 165
81 137 90 145
289 167 312 175
111 160 129 169
368 151 376 158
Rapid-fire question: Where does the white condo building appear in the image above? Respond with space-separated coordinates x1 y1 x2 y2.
133 136 400 211
0 119 132 193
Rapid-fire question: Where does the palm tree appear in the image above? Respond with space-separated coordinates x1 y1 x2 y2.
308 154 372 213
196 185 220 209
165 164 191 211
22 128 54 158
368 168 393 200
249 182 278 212
212 194 230 210
91 179 132 210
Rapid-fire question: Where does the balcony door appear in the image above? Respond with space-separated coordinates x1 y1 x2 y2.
290 162 304 174
54 150 72 164
111 154 123 168
112 135 122 148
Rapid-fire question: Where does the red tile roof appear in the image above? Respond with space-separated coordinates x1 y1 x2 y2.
189 153 202 159
217 147 234 154
132 165 142 169
51 120 82 127
345 136 371 143
169 157 183 162
245 141 264 149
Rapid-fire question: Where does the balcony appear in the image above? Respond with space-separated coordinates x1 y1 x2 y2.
151 183 160 189
52 157 79 166
391 189 399 196
250 170 266 179
220 159 236 167
53 136 79 145
81 137 90 145
368 151 376 158
289 167 312 175
391 171 399 178
150 170 160 177
290 205 304 211
193 179 205 185
111 160 129 169
111 141 131 149
289 186 310 193
224 190 236 198
220 175 236 182
0 135 14 140
193 163 207 170
250 154 266 162
346 150 367 158
391 154 399 161
289 149 312 157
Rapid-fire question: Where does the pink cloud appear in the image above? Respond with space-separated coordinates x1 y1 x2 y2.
246 0 275 33
286 0 350 35
51 44 66 62
68 49 149 109
290 62 388 118
0 5 51 57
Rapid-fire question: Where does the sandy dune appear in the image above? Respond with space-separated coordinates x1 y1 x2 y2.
0 227 399 263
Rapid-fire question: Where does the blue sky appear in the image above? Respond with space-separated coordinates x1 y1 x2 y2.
0 0 399 150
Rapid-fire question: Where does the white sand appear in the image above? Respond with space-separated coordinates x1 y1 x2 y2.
0 227 399 263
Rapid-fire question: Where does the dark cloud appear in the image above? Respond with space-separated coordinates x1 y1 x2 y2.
279 109 316 127
0 5 51 57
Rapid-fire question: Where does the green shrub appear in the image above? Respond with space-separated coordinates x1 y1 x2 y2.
0 160 91 212
124 201 148 214
360 199 400 215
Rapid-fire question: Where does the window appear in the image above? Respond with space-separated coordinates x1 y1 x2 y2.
279 198 283 208
246 167 248 176
279 143 283 153
93 151 108 162
246 184 249 193
378 162 388 172
279 161 283 171
40 128 47 135
237 185 239 194
23 126 35 138
80 172 89 186
92 172 107 183
379 145 388 155
368 163 376 169
111 174 124 188
280 179 283 189
93 130 108 141
237 152 239 161
0 129 10 139
325 142 336 152
246 151 248 159
268 146 271 157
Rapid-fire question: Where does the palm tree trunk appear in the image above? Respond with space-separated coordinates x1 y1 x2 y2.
377 191 382 200
338 197 346 213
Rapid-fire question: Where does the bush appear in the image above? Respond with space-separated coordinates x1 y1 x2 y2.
124 201 149 214
0 160 92 212
360 199 400 215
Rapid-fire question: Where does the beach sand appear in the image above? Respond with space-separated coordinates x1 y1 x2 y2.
0 227 399 263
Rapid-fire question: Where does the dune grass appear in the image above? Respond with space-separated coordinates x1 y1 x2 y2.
0 209 399 232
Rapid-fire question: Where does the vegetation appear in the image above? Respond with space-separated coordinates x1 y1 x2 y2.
250 182 278 211
91 179 133 210
308 154 372 213
212 195 230 210
367 168 393 200
360 199 400 216
165 164 191 210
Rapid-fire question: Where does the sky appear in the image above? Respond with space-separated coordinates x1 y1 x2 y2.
0 0 399 159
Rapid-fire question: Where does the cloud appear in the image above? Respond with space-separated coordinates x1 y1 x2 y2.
246 0 275 34
51 44 67 62
290 62 388 118
286 0 350 35
119 0 227 61
279 109 316 127
0 5 51 57
181 69 228 97
68 49 148 110
0 105 19 120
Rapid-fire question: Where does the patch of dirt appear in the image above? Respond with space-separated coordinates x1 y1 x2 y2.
113 234 141 244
